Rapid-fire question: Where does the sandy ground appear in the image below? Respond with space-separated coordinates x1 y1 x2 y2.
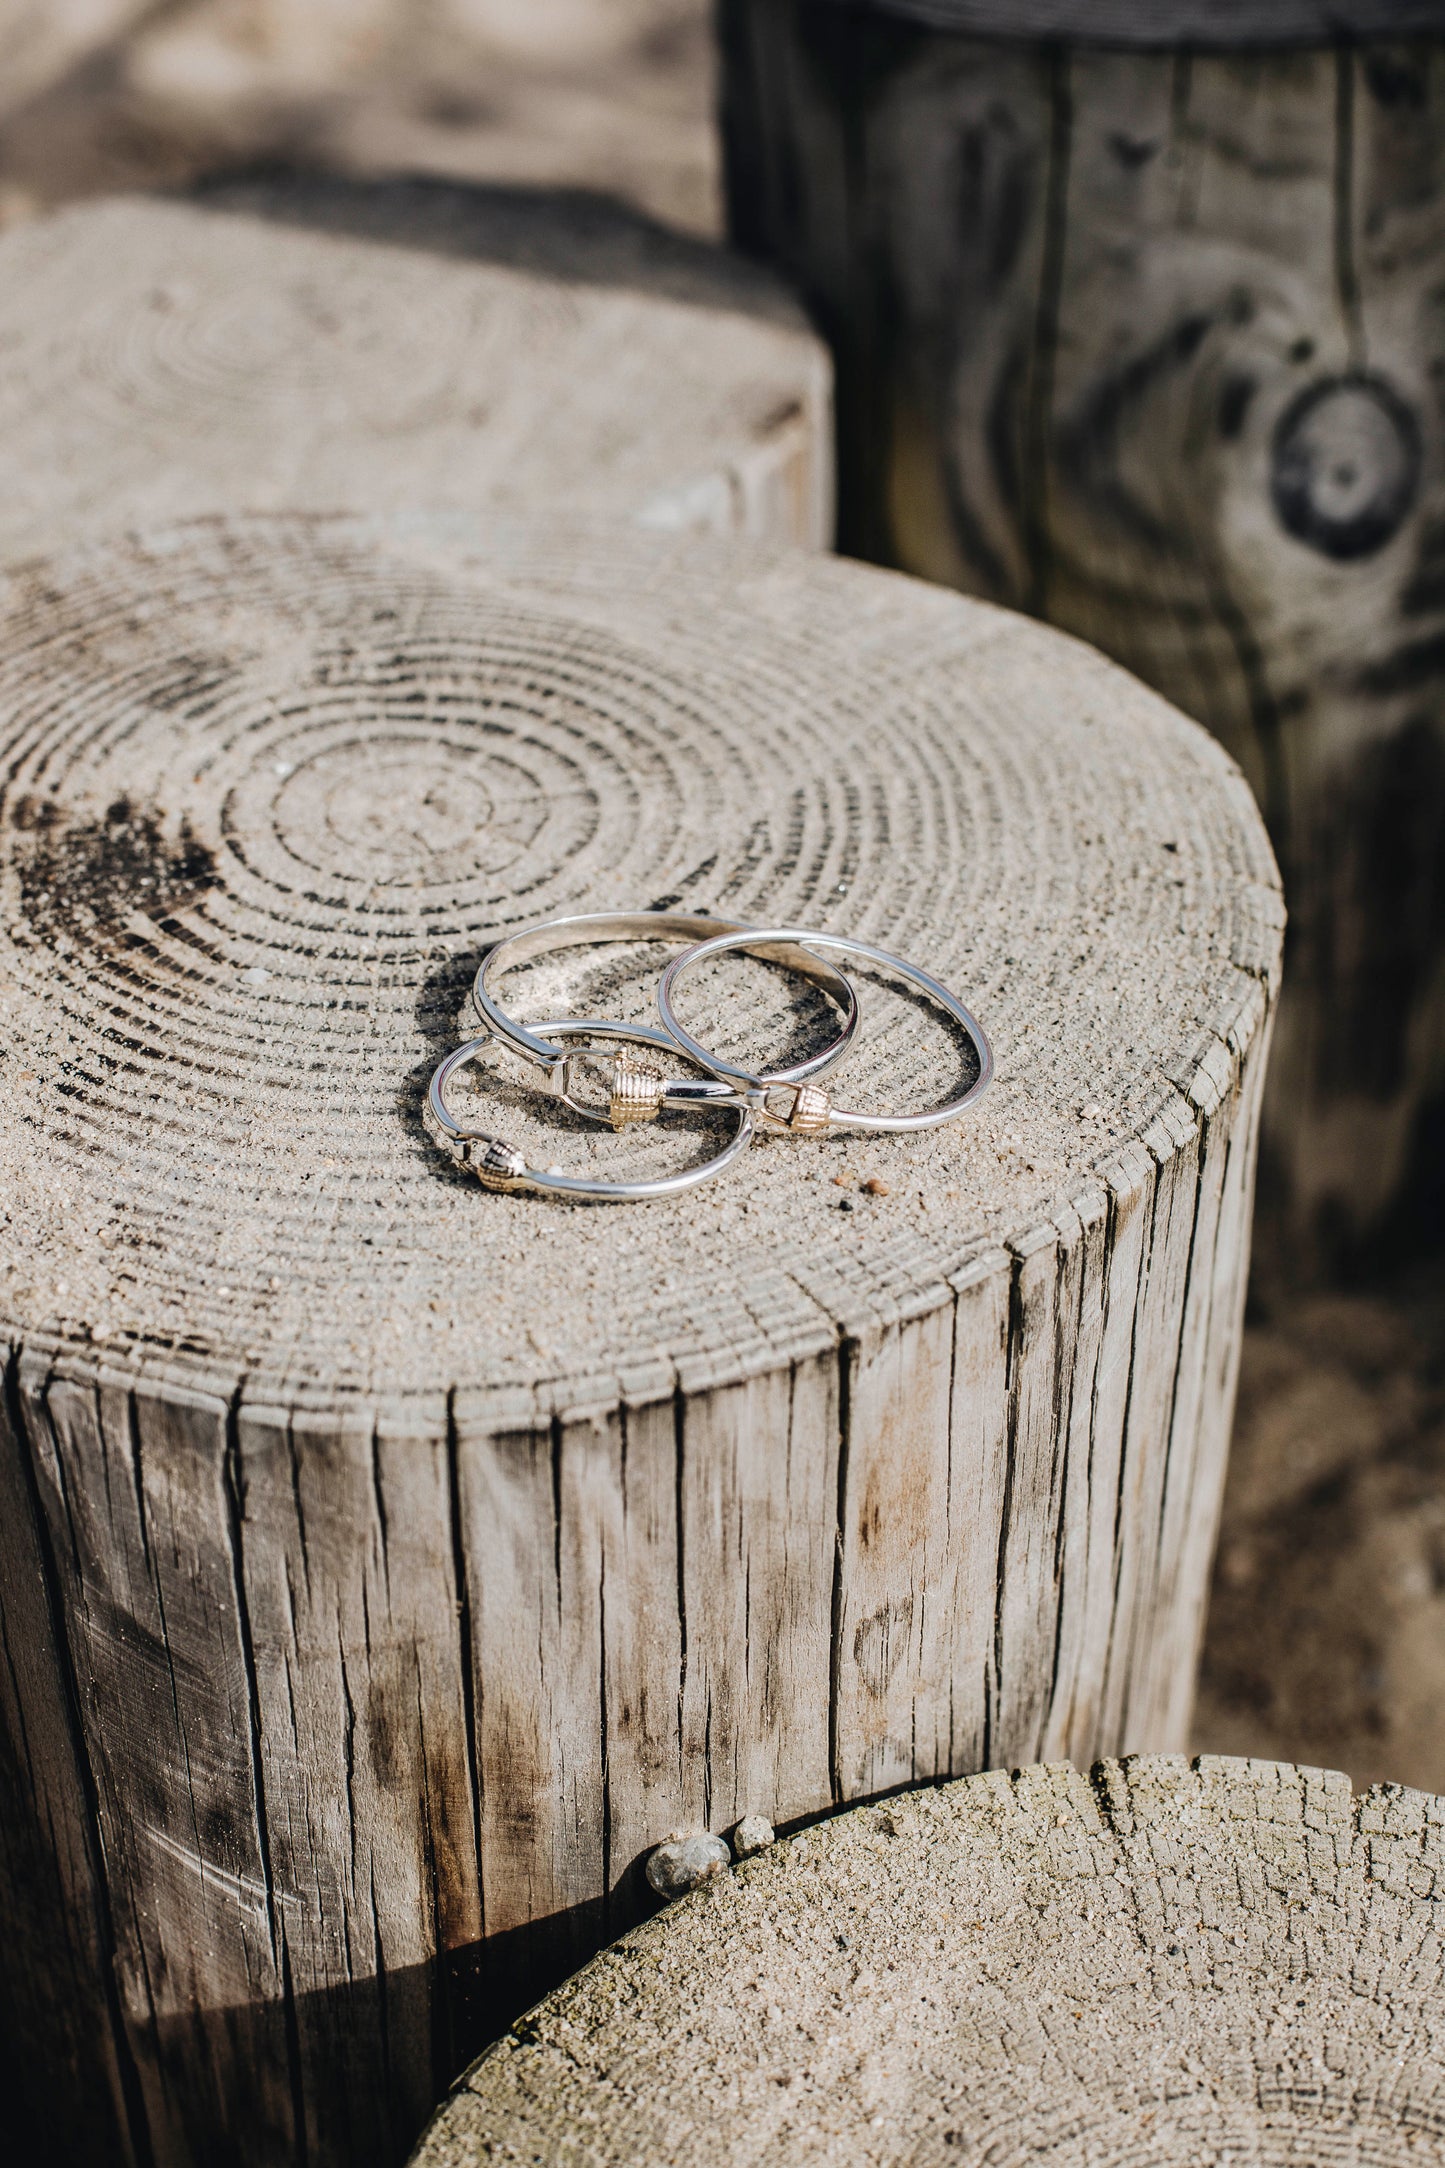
1194 1269 1445 1794
2 0 1442 1797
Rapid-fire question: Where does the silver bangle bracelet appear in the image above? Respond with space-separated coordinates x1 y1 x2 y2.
471 911 860 1130
425 1019 756 1201
657 927 993 1135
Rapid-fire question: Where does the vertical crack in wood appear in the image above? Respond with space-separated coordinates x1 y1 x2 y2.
944 1292 960 1774
598 1545 612 1930
1047 1199 1108 1762
1147 1113 1209 1576
1 1345 155 2168
222 1389 285 1978
338 1610 360 1885
1116 1158 1174 1752
1045 1217 1090 1730
828 1331 852 1807
368 1423 391 1609
981 1663 996 1776
743 1551 753 1701
992 1255 1026 1763
142 1390 207 1892
1105 1188 1151 1750
444 1388 485 1946
285 1422 313 1610
672 1384 689 1783
550 1414 564 1612
124 1378 154 1588
703 1681 715 1836
1080 1245 1110 1686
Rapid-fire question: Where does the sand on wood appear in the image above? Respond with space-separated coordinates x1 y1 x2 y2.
0 512 1279 2166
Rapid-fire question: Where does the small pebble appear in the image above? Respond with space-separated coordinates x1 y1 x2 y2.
836 1196 855 1212
862 1177 889 1196
645 1832 730 1900
733 1814 775 1858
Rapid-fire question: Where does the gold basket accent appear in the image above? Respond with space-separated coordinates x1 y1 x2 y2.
609 1053 665 1129
787 1083 832 1133
473 1138 529 1191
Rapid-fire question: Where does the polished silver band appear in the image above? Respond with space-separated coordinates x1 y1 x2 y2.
657 927 993 1134
425 1018 755 1201
471 911 859 1126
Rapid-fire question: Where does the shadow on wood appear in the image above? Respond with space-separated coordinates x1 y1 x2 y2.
0 1908 615 2168
191 167 814 319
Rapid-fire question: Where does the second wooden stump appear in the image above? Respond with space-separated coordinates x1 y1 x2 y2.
0 512 1280 2166
414 1753 1445 2167
0 174 833 556
720 0 1445 1273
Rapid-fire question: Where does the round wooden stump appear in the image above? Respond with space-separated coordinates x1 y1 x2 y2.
720 0 1445 1273
0 175 831 558
415 1753 1445 2167
0 512 1279 2167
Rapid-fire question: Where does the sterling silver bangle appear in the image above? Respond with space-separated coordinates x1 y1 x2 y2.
471 911 859 1129
425 1018 756 1201
657 928 993 1135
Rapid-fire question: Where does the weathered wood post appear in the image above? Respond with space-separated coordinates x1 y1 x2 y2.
719 0 1445 1275
0 175 832 556
415 1754 1445 2167
0 511 1279 2166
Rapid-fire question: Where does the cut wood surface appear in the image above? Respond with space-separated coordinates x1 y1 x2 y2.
0 175 831 558
721 9 1445 1276
415 1752 1445 2167
0 511 1280 2167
